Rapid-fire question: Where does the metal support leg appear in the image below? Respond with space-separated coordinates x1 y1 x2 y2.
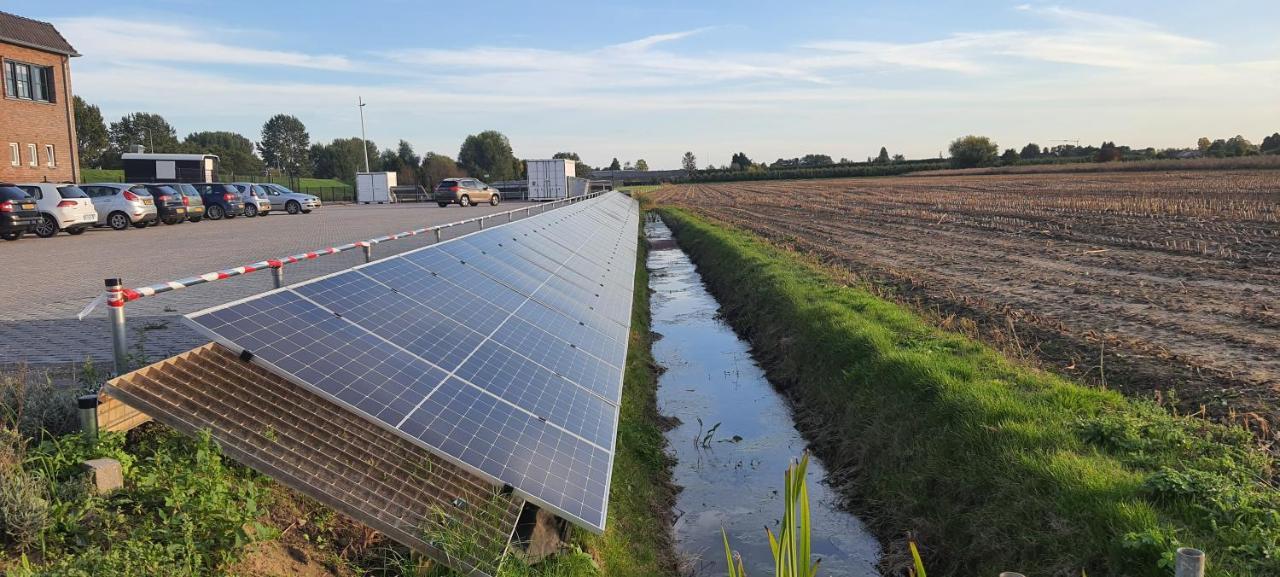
435 227 443 243
105 278 129 375
479 217 485 230
363 243 373 263
271 265 285 289
508 211 513 222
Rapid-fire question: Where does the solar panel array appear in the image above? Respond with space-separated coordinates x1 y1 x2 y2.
185 193 639 532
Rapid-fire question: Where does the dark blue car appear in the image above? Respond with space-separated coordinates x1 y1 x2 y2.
191 183 245 220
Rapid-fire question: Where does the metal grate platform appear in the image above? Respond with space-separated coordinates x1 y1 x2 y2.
104 342 524 576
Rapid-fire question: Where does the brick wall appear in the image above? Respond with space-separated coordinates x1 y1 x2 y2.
0 42 77 183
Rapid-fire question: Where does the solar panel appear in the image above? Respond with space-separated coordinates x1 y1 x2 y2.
186 192 638 533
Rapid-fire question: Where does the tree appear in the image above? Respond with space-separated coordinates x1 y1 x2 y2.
1001 148 1020 164
1096 141 1122 162
635 159 649 171
1262 133 1280 154
184 131 263 177
420 152 466 189
311 137 376 183
108 112 179 154
1224 135 1259 157
948 135 998 168
608 158 621 170
623 161 633 170
799 154 833 167
1020 143 1041 159
730 152 753 169
458 130 518 181
681 151 697 173
259 114 311 177
891 154 905 162
74 96 108 168
875 147 890 164
1197 137 1212 153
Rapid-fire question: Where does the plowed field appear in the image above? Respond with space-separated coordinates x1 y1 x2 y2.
654 171 1280 437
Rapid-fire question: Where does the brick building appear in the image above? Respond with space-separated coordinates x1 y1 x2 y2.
0 11 79 183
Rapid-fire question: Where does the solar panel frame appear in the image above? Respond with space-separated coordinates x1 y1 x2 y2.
184 193 638 533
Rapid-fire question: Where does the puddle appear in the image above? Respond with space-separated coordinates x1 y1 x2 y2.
646 216 881 576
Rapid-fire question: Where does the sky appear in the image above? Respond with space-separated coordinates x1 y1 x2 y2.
19 0 1280 170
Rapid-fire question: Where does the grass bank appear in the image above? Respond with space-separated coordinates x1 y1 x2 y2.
657 207 1280 577
580 217 679 577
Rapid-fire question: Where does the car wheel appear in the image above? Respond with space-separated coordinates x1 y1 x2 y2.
301 209 312 214
437 203 449 208
189 217 203 223
459 195 472 207
133 220 150 229
35 215 59 238
207 205 224 220
108 211 131 230
68 227 87 235
286 201 301 215
244 204 258 217
0 231 21 241
489 195 500 206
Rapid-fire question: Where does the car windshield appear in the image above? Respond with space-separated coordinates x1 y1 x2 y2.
127 187 153 197
252 185 269 196
271 184 296 194
0 186 32 201
57 185 89 198
177 184 200 197
150 185 179 197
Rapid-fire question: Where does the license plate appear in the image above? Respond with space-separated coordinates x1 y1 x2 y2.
21 203 34 210
175 208 185 213
143 199 153 205
191 208 203 213
83 215 95 221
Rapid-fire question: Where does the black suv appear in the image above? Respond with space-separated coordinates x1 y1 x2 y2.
191 183 245 220
0 184 41 241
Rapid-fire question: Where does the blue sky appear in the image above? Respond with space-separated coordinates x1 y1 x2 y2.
22 0 1280 169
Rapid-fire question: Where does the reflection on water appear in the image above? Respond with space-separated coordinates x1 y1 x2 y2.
646 216 880 576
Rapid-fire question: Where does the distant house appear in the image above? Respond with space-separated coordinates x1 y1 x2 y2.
0 11 80 183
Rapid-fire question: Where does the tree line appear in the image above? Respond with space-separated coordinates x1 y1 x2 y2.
73 98 562 189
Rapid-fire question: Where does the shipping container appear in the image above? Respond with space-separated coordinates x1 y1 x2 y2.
356 172 397 204
526 159 574 201
122 153 219 183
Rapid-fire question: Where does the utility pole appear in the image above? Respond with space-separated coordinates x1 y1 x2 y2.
358 97 370 173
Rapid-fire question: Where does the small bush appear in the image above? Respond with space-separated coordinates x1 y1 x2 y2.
0 467 50 549
0 368 80 440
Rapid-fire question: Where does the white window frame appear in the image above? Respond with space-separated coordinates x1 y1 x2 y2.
8 143 17 166
45 144 55 167
27 144 37 167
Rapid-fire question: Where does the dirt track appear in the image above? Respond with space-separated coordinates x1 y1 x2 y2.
654 171 1280 437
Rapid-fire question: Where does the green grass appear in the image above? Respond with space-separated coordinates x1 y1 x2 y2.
658 207 1280 577
578 218 678 577
78 168 123 183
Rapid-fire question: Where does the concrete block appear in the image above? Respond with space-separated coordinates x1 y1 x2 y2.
79 458 124 495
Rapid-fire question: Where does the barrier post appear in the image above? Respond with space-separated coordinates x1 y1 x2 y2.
271 265 285 289
479 216 486 230
435 227 443 243
363 243 373 263
105 278 129 375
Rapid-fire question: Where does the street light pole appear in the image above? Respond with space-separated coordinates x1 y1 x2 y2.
358 97 370 173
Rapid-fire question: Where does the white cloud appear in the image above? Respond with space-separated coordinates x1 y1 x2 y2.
54 17 352 70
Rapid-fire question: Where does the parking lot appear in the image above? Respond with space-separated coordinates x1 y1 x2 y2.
1 201 536 369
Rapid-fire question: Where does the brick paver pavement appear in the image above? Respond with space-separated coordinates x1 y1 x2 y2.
0 201 539 369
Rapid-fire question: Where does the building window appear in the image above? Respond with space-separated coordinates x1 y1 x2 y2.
45 145 56 167
28 144 37 167
3 60 54 102
8 143 17 166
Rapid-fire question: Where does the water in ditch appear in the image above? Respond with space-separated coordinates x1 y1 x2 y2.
645 216 881 576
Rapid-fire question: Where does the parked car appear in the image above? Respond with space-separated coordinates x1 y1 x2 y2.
170 183 206 222
259 183 321 214
190 183 244 220
434 178 500 207
229 183 273 217
80 183 159 230
0 184 41 241
15 183 97 237
135 184 188 225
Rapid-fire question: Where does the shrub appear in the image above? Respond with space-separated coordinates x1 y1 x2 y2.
0 368 80 440
0 467 50 549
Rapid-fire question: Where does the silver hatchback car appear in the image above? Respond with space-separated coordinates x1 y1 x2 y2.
80 183 159 230
259 183 321 214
